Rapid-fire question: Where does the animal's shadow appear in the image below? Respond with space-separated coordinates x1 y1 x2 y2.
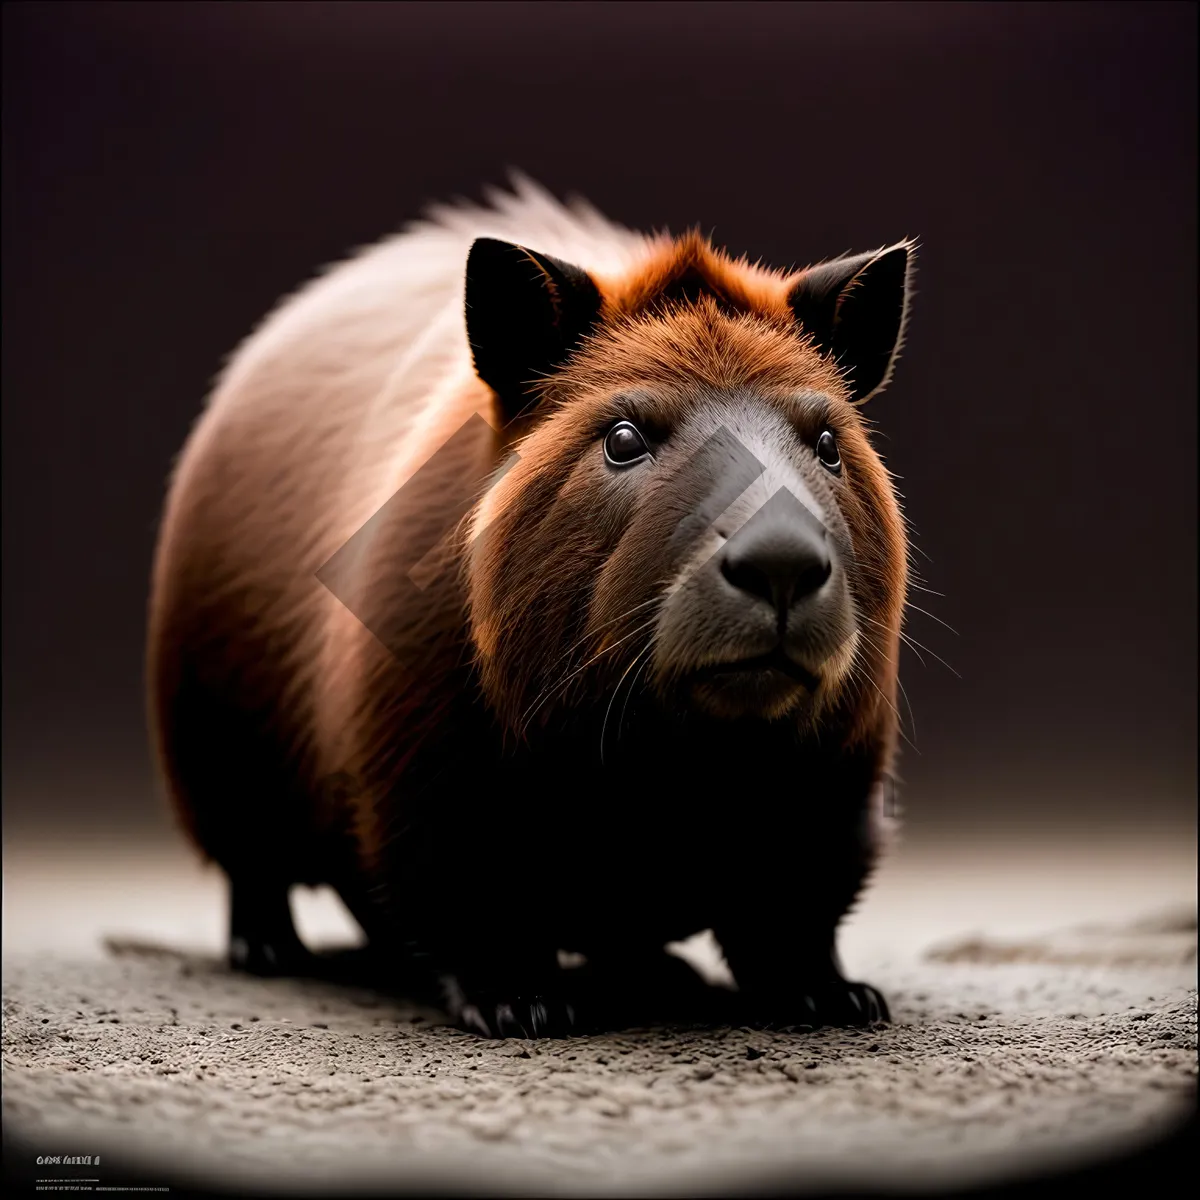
102 936 747 1036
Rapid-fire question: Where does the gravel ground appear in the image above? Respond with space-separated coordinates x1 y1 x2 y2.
3 897 1195 1197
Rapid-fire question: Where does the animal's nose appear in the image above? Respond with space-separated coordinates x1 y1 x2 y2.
719 517 832 614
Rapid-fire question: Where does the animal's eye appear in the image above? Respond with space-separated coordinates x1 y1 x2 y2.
816 429 841 473
604 421 651 466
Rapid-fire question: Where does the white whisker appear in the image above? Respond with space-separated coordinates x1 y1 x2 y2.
600 638 656 766
519 617 658 734
905 601 959 637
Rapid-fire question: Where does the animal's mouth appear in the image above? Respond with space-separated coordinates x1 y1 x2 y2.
689 648 821 693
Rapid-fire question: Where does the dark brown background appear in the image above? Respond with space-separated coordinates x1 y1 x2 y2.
3 1 1195 845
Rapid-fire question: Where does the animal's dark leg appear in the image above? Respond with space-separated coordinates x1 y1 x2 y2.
227 873 314 977
714 916 889 1030
435 937 578 1039
569 939 733 1029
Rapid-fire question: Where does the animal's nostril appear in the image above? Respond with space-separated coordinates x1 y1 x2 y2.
795 553 833 596
720 521 832 612
721 555 774 603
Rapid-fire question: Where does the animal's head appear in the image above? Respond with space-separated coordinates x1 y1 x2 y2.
463 230 912 752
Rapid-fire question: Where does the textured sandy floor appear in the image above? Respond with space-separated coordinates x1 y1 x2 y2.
3 831 1197 1196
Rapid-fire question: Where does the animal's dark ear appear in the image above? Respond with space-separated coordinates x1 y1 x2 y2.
787 241 914 403
465 237 603 421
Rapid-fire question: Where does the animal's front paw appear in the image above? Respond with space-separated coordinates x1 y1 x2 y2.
740 979 890 1031
229 927 316 978
442 977 579 1039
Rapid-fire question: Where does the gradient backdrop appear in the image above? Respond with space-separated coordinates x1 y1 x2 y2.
3 1 1196 848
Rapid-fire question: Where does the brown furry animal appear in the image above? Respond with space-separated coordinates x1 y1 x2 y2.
147 175 913 1037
